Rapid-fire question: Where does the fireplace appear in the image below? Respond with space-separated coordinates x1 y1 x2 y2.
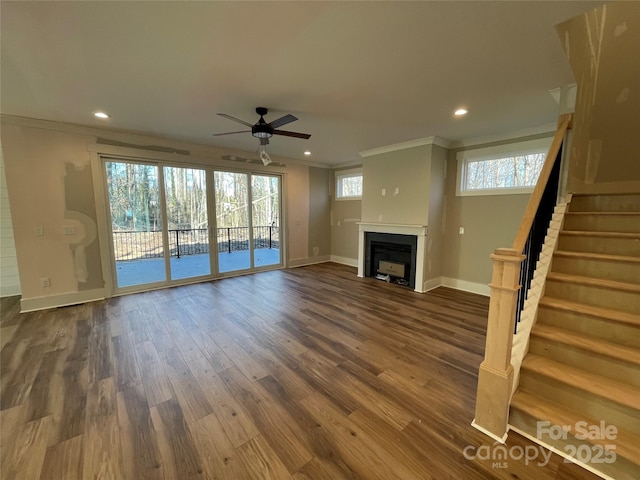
357 223 428 292
365 232 417 288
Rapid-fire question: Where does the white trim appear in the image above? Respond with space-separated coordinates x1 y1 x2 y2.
287 255 331 268
359 136 451 158
451 123 557 149
441 277 490 296
508 424 614 480
422 277 442 293
20 288 106 313
330 255 358 267
471 420 509 444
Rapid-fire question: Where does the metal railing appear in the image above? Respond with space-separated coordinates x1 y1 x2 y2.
112 226 280 261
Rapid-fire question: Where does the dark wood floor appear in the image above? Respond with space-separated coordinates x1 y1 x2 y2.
0 263 600 479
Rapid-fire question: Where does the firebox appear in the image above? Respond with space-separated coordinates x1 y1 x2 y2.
364 232 417 288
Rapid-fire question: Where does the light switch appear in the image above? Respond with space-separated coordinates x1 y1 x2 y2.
35 226 44 236
394 187 400 195
459 227 465 234
63 226 76 235
381 188 386 196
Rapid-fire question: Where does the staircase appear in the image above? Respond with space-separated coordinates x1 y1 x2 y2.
509 193 640 480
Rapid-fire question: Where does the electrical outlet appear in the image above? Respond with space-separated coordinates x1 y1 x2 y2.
35 226 44 236
40 277 51 287
381 188 386 196
394 187 400 195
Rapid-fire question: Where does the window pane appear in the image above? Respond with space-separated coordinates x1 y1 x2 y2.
338 175 362 198
464 153 545 191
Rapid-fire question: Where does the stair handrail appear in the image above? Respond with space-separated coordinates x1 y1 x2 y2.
512 114 572 252
472 113 572 443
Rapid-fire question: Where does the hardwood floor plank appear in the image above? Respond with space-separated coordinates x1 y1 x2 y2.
40 434 84 480
116 385 163 480
187 356 259 448
168 319 204 363
1 415 55 480
0 342 46 410
236 434 294 480
112 332 141 392
135 341 174 407
299 392 421 480
87 323 114 384
190 413 253 480
211 329 269 381
22 349 65 423
218 367 314 473
150 398 208 480
187 328 234 372
83 377 124 480
159 348 213 423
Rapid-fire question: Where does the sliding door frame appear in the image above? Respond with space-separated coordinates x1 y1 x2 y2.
90 144 286 298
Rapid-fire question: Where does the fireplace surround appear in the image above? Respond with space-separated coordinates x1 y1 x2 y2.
357 223 428 292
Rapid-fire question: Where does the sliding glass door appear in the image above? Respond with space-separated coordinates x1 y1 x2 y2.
105 159 282 292
105 161 166 288
252 175 281 267
164 166 211 280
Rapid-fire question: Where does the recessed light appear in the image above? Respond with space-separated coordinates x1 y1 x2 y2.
454 108 468 116
304 151 311 156
93 111 110 119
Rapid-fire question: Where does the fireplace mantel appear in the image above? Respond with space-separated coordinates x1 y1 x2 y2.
357 222 428 292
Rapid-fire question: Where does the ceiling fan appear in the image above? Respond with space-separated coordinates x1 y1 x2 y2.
213 107 311 147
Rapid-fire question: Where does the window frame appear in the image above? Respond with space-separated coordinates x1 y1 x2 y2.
455 137 553 197
335 168 363 200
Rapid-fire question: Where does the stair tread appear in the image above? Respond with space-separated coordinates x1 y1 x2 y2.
546 272 640 292
560 230 640 238
566 211 640 216
554 250 640 264
531 323 640 366
539 296 640 327
511 390 640 462
521 354 640 411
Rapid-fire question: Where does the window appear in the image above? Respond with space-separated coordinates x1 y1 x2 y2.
456 137 553 196
336 168 363 199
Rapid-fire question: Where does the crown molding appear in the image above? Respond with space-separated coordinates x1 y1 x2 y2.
450 122 557 149
359 135 452 158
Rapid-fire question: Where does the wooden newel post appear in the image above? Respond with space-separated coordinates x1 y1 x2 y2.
473 247 525 442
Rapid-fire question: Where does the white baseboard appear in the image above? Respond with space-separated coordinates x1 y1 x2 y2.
421 277 443 293
329 255 358 267
287 255 331 268
20 288 106 313
441 277 490 296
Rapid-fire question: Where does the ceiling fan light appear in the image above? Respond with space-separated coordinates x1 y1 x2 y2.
259 149 272 166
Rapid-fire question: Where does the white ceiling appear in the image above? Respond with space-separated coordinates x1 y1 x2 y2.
1 1 603 166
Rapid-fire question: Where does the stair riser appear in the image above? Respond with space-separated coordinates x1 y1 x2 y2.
528 336 640 387
551 256 640 284
509 408 640 480
570 194 640 213
563 214 640 233
518 373 639 436
544 281 640 314
557 235 640 257
537 306 640 348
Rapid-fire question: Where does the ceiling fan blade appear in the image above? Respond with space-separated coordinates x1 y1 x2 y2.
260 137 269 146
212 130 250 136
269 114 298 129
273 129 311 139
217 113 253 127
